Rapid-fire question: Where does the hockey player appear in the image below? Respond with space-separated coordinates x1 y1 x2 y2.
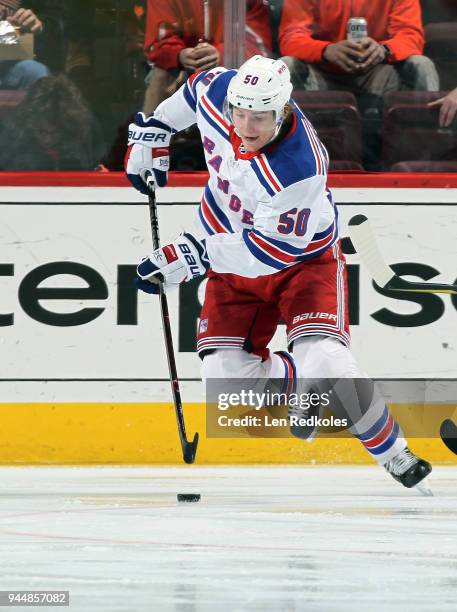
125 55 432 493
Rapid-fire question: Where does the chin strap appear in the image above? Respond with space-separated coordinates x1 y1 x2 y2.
269 111 286 143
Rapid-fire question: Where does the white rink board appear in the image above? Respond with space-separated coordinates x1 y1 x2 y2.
1 188 457 396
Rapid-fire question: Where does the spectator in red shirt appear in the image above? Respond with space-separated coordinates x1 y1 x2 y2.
143 0 272 114
278 0 439 105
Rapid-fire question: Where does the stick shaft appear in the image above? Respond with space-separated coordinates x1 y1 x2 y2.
148 190 196 458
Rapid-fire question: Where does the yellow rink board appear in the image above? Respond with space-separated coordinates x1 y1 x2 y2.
0 403 456 464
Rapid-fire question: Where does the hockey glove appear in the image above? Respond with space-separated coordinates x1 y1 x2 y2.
125 112 174 195
135 233 209 294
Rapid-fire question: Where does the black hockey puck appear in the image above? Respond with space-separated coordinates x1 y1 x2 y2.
177 493 201 503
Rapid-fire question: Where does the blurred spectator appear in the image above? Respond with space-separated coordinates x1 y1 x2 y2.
143 0 272 114
0 1 49 88
0 74 103 170
124 1 148 101
125 1 146 57
63 1 94 77
279 0 439 104
429 88 457 127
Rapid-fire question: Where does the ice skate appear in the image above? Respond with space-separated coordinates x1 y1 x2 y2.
384 447 433 496
288 395 321 440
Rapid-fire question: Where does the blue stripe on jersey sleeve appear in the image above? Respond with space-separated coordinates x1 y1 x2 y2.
190 70 210 99
205 187 234 232
250 159 276 197
242 229 286 271
198 102 230 142
183 70 212 112
261 106 329 188
183 82 197 111
206 70 237 111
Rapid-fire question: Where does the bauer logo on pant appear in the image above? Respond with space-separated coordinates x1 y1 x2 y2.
292 312 338 324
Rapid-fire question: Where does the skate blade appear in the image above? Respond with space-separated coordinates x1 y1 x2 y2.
415 477 433 497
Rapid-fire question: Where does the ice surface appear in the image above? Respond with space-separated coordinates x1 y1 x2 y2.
0 466 455 611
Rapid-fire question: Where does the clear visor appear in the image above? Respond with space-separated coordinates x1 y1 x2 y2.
223 98 284 130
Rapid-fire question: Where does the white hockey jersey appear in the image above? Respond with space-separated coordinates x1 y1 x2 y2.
153 67 338 278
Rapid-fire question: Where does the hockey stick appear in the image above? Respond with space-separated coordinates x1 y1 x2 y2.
348 215 457 295
440 419 457 455
147 183 199 464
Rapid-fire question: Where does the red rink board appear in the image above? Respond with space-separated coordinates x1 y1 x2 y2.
0 171 457 188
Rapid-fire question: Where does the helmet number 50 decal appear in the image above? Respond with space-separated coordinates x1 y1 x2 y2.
277 208 311 237
243 74 259 85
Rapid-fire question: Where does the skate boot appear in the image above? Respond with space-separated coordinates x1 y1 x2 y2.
288 401 319 440
384 447 433 496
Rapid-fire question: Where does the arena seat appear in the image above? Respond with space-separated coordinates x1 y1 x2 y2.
382 91 457 170
293 91 363 165
390 161 457 172
170 126 206 171
420 0 457 25
329 161 364 172
424 22 457 90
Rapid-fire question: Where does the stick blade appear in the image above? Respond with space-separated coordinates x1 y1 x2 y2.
440 419 457 455
183 432 199 464
348 214 368 227
348 216 457 295
385 276 457 295
347 215 395 288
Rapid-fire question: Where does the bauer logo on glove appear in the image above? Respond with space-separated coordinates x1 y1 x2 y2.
128 113 173 146
178 242 205 280
135 233 209 294
127 129 170 145
125 112 174 194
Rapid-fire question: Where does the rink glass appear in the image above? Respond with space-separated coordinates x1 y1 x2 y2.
0 0 455 173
